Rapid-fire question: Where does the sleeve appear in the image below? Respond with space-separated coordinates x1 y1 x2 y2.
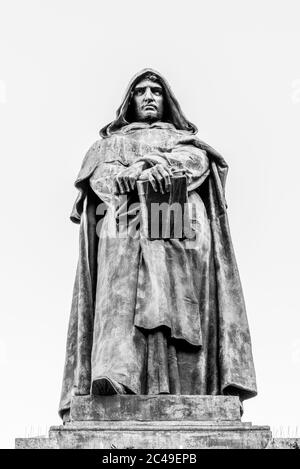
136 144 210 192
89 159 127 204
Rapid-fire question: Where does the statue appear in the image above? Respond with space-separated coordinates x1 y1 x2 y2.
58 69 257 422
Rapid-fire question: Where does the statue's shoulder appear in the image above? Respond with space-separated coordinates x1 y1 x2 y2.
74 139 105 186
179 134 225 160
76 134 127 182
78 135 121 169
81 139 103 165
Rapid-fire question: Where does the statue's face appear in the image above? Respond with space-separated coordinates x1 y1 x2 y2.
132 79 164 122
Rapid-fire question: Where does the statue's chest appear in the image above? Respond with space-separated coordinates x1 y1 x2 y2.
119 130 178 164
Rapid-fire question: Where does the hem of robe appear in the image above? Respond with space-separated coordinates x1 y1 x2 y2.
134 324 202 348
222 382 258 402
59 404 72 420
91 374 140 395
91 376 128 395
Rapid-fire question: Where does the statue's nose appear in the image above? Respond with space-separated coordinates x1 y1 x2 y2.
144 87 154 101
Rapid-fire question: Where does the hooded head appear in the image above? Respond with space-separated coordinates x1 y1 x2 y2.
100 68 198 138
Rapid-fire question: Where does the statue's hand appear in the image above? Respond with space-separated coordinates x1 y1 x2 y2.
139 164 173 193
113 162 145 194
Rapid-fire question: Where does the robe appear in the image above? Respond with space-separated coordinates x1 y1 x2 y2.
58 121 257 418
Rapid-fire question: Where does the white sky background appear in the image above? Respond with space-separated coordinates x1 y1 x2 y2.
0 0 300 448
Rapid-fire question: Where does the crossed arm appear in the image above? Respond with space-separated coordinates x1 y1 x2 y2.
113 160 173 194
89 144 209 202
113 145 209 195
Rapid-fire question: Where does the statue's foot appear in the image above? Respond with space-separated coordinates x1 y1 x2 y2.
91 376 127 395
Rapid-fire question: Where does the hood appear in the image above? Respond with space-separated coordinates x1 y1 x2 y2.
99 68 198 138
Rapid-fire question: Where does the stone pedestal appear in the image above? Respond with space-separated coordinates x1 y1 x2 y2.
15 395 271 449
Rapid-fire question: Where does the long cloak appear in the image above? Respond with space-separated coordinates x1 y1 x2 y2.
58 69 257 418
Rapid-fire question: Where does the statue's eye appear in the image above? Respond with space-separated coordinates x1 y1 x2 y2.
153 89 162 96
135 88 144 96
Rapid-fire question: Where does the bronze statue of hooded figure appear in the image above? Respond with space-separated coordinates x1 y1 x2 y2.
58 68 257 420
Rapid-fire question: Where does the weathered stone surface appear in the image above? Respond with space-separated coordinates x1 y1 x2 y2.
267 438 300 449
15 395 272 449
15 437 58 449
70 395 241 422
16 423 271 449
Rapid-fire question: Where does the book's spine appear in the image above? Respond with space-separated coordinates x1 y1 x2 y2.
137 180 149 238
169 175 187 239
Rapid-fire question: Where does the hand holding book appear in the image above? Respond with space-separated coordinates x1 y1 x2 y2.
113 159 175 195
112 161 147 194
139 163 173 194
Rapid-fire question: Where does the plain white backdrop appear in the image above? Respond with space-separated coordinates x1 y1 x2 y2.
0 0 300 448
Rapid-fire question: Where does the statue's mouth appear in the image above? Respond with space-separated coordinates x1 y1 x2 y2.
143 104 157 111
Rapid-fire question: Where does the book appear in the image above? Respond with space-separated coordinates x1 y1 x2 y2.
137 173 188 239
